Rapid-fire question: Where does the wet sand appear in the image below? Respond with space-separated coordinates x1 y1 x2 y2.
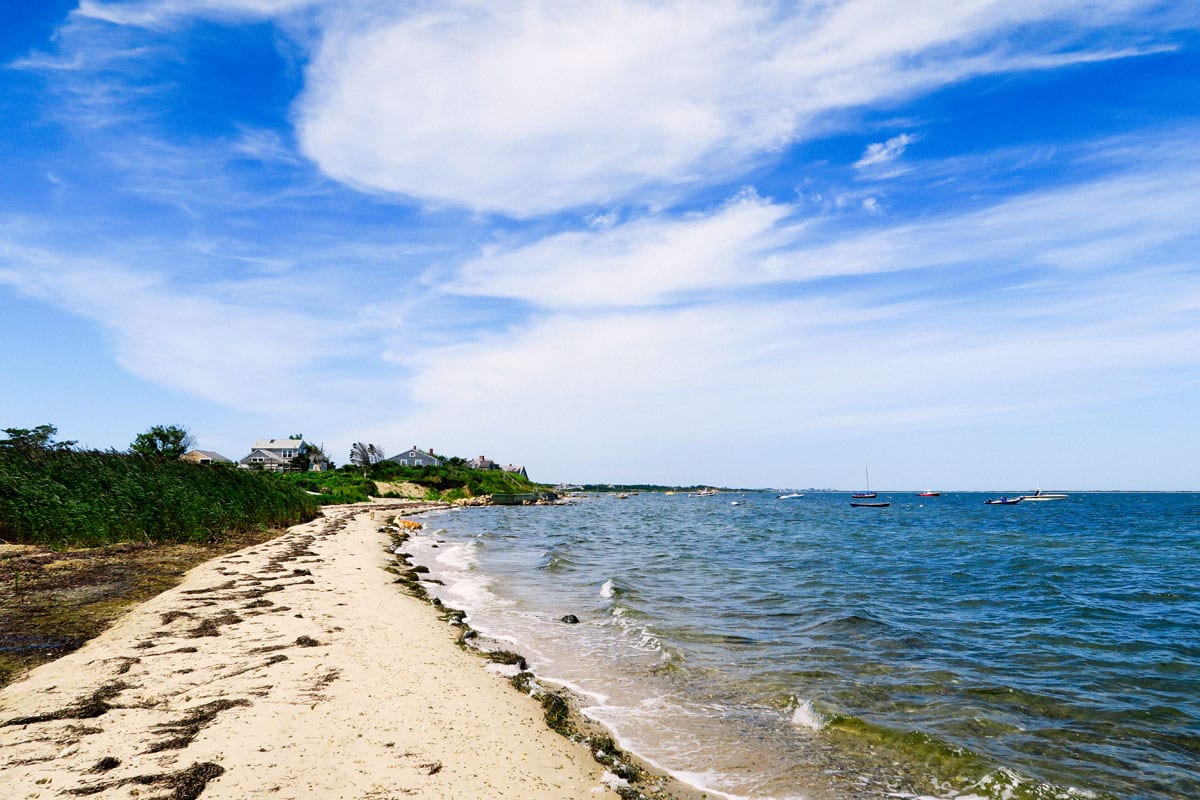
0 503 620 799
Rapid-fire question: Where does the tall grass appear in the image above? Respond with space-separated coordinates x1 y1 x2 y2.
0 448 320 548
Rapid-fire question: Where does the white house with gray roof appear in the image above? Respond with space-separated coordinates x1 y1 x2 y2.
238 437 304 472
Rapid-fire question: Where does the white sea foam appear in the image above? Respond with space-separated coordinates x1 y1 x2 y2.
433 540 478 571
789 697 825 731
600 578 615 598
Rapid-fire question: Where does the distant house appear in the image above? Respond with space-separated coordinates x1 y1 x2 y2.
468 455 499 471
238 437 304 472
388 446 444 468
503 464 528 479
180 450 232 465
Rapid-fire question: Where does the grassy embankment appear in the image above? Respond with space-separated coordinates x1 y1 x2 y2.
281 460 546 504
0 447 321 687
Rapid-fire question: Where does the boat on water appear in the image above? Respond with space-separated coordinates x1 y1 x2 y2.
984 496 1022 505
1019 489 1068 502
693 488 719 497
615 493 630 499
852 463 877 499
916 491 941 497
777 492 805 499
851 501 891 508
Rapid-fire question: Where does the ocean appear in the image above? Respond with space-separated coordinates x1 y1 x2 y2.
402 491 1200 800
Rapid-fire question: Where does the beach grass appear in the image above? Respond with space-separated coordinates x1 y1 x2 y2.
0 448 320 548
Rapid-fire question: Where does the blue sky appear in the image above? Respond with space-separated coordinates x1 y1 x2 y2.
1 1 1198 490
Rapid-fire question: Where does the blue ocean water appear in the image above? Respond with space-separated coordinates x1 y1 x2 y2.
405 492 1200 800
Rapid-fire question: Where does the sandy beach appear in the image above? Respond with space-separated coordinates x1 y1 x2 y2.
0 504 623 799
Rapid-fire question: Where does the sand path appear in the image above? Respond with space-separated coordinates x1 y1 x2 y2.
0 505 617 799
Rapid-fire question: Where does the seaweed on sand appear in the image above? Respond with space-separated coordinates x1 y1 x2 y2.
2 680 128 726
148 698 251 752
68 760 226 800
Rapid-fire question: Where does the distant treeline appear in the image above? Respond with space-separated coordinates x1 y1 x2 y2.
0 447 320 548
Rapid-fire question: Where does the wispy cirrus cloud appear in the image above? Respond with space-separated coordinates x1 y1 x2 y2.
74 0 318 27
445 130 1200 312
855 133 919 170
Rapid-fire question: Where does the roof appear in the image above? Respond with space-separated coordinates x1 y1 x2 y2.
183 450 231 463
253 438 303 450
241 448 290 463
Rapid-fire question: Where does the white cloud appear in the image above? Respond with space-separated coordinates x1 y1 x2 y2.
445 132 1200 314
855 133 918 169
294 0 1164 215
74 0 317 27
0 236 372 417
453 191 796 308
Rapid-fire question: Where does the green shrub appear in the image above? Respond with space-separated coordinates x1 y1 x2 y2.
0 448 319 548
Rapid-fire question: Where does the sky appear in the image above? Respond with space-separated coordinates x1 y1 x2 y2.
1 1 1198 490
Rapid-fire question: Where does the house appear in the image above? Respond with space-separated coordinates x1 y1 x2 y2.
468 455 499 471
238 437 304 472
180 449 232 465
503 464 528 479
388 446 444 468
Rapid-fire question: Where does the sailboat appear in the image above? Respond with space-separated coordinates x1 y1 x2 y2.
851 463 877 499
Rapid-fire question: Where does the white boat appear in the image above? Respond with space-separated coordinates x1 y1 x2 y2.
777 492 805 499
1019 490 1068 502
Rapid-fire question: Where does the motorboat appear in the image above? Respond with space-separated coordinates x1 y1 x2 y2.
916 491 940 497
1019 490 1068 502
984 496 1022 505
850 501 891 508
777 492 805 499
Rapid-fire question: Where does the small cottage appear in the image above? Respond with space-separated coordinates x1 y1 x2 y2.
388 446 444 468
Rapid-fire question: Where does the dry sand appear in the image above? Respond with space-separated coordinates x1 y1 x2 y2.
0 504 621 799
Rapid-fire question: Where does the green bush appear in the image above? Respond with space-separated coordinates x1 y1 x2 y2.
369 461 541 497
0 448 320 548
278 470 375 504
278 461 544 505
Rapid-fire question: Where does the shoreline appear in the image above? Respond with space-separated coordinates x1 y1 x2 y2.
0 503 674 799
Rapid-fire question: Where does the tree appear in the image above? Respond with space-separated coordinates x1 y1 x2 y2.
0 424 76 453
294 441 331 472
348 442 385 475
130 424 195 459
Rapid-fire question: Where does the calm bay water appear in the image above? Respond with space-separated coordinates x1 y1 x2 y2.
405 492 1200 799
